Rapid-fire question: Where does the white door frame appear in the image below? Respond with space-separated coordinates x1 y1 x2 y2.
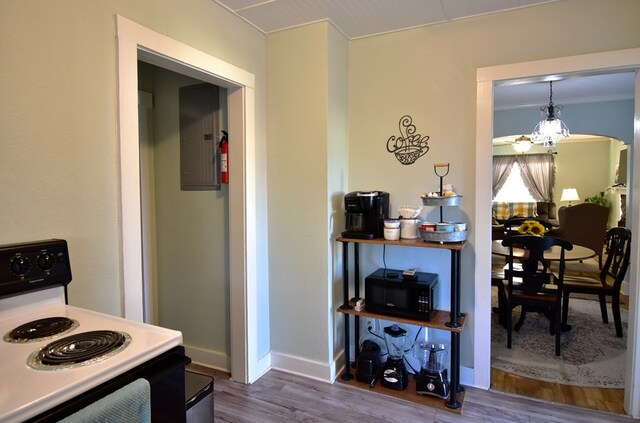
115 15 258 384
475 48 640 416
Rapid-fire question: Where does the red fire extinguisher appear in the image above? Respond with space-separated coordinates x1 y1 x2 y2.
219 130 229 184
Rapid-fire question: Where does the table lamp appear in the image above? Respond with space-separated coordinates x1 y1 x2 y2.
560 188 580 206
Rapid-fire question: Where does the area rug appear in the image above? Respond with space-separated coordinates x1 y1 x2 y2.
491 297 628 387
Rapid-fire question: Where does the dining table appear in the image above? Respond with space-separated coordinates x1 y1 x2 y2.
491 239 597 332
491 240 597 262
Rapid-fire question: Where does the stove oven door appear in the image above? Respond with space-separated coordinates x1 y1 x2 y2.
26 346 190 423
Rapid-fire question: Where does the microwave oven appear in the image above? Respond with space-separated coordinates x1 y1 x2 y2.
364 268 438 321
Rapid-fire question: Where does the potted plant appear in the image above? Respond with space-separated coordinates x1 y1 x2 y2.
584 192 609 208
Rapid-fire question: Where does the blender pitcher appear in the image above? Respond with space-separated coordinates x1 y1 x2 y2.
381 324 409 390
415 342 450 399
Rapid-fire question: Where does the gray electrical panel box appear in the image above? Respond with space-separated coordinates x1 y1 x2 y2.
179 83 220 191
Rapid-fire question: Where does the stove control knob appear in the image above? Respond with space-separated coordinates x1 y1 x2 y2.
37 253 56 271
10 256 30 275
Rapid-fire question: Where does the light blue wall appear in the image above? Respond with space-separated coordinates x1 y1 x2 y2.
494 99 634 144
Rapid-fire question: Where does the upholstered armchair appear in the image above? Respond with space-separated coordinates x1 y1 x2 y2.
548 203 610 268
536 201 558 227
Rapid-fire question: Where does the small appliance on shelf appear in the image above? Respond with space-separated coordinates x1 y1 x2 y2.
415 342 450 399
342 191 389 239
364 268 438 321
381 324 410 391
355 339 382 384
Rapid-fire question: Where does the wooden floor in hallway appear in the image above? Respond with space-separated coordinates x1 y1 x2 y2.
189 364 637 422
491 367 626 415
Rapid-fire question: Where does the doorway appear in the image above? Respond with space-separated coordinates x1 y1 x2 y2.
474 48 640 417
138 63 231 371
116 15 261 384
490 135 629 411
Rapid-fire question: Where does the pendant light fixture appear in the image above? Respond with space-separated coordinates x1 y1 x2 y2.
511 135 532 153
531 81 570 147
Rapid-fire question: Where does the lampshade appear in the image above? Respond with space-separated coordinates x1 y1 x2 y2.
531 81 570 147
560 188 580 206
512 135 532 153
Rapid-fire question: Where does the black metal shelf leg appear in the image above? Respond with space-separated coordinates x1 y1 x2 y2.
445 250 461 328
446 331 461 409
340 242 353 380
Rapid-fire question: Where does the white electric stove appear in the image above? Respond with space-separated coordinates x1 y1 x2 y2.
0 239 186 423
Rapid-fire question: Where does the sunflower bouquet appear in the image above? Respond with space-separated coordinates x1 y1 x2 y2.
518 220 546 236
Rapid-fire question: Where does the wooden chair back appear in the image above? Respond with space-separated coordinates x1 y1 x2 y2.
501 235 573 356
502 234 573 292
600 227 632 290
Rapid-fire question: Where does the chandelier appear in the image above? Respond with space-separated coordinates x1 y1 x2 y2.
531 81 570 147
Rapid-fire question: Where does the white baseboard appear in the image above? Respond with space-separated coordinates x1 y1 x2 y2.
184 345 476 389
269 349 475 389
460 365 474 388
184 345 229 372
270 351 336 383
183 347 272 384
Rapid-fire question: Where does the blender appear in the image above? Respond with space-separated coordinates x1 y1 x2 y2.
415 342 450 399
381 324 409 390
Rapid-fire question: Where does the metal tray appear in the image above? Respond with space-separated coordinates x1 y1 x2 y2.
421 195 462 207
419 229 467 243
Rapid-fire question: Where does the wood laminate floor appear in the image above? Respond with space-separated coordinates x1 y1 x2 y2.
189 364 638 422
491 368 626 415
488 293 631 416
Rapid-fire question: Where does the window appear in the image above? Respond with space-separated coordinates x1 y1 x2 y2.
493 163 535 202
492 154 555 203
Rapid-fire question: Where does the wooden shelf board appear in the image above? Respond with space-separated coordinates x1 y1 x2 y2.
337 303 465 333
336 369 464 414
336 236 466 251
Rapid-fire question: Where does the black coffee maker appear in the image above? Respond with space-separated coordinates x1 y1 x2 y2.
342 191 389 239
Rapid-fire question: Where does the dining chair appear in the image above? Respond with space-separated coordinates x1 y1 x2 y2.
501 235 573 356
559 227 632 337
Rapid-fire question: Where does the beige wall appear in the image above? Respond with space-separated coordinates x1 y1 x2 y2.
553 141 611 205
1 0 639 383
347 0 640 368
0 0 266 318
267 22 349 363
327 24 350 363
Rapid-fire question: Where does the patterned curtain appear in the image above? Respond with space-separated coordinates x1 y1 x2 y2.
492 155 516 198
516 154 556 202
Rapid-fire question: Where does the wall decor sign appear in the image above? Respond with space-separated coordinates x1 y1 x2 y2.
386 115 430 165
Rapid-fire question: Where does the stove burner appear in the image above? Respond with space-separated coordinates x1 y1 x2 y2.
28 330 131 370
3 317 79 343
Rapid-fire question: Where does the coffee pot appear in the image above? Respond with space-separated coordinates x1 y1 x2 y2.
415 342 450 399
381 324 409 390
342 191 389 239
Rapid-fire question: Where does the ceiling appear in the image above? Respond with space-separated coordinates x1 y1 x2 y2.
213 0 559 40
214 0 635 108
494 72 636 111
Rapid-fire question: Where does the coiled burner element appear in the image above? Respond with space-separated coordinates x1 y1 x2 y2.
3 317 79 343
28 330 130 370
